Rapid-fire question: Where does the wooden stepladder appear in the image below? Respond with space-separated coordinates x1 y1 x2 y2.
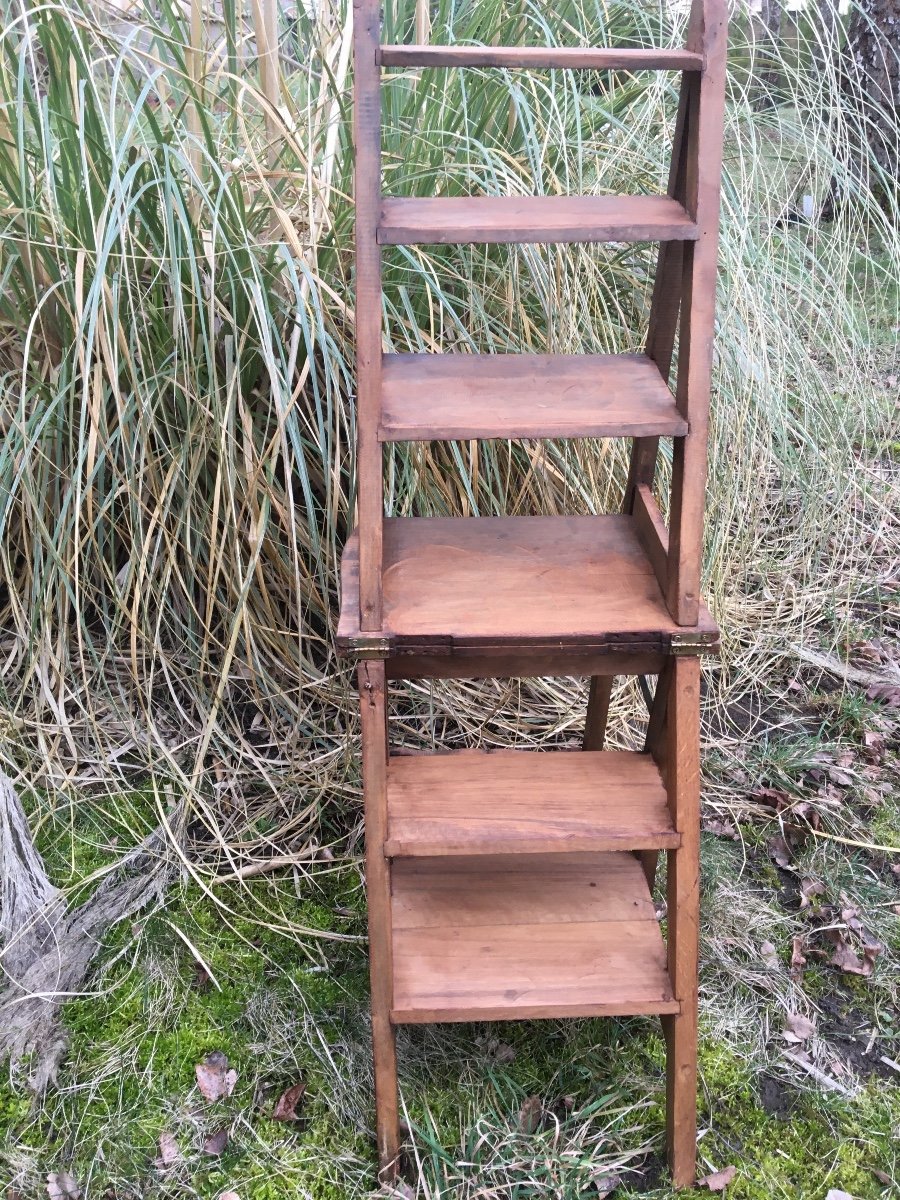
338 0 727 1187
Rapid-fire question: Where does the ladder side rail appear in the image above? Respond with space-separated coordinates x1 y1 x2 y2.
663 656 702 1186
354 0 385 630
359 660 400 1177
666 0 728 625
623 67 694 514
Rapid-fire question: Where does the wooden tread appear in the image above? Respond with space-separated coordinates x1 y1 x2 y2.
379 46 704 71
385 749 678 856
379 353 687 442
378 195 698 245
337 514 719 656
391 851 679 1022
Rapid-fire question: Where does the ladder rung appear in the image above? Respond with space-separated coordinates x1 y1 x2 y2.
391 851 680 1022
379 45 704 71
385 749 680 857
378 195 698 245
379 353 687 441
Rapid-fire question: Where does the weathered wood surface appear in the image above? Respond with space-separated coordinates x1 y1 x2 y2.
379 353 686 442
338 516 718 654
391 852 680 1022
379 45 704 70
385 750 680 856
378 195 698 245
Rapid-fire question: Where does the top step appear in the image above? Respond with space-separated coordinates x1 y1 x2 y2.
379 45 704 71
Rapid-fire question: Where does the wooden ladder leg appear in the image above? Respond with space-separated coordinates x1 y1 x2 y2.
663 656 701 1188
583 674 614 750
359 660 400 1179
639 660 674 890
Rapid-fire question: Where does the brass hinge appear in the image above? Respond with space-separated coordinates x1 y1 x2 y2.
670 631 720 656
346 634 391 657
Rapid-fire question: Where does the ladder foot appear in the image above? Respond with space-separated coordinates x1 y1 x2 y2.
664 1009 698 1188
372 1012 401 1179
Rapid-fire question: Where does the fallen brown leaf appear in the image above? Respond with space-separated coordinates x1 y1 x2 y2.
863 731 886 762
760 940 780 971
783 1012 815 1043
202 1129 229 1156
46 1175 81 1200
829 935 867 974
157 1131 181 1166
755 787 792 811
272 1082 306 1122
840 902 865 933
799 878 825 909
767 834 793 868
697 1165 737 1191
591 1173 623 1197
196 1051 238 1102
703 818 739 840
827 929 883 976
518 1095 542 1134
790 935 807 980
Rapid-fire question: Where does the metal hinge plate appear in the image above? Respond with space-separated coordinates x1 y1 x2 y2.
670 631 720 656
345 634 391 657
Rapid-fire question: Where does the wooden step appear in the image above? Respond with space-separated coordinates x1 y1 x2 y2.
385 749 678 856
337 514 719 656
391 851 679 1022
378 195 698 245
379 353 687 441
379 45 704 71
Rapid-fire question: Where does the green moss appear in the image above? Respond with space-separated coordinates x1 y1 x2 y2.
687 1042 896 1200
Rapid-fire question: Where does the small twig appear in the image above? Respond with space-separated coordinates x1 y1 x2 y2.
793 645 900 690
212 853 316 882
879 1055 900 1075
782 1050 858 1098
804 828 900 855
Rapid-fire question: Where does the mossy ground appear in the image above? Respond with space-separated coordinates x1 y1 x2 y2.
1 670 898 1199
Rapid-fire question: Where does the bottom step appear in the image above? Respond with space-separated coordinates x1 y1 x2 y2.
391 852 678 1023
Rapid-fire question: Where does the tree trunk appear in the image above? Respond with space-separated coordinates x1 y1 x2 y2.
823 0 900 216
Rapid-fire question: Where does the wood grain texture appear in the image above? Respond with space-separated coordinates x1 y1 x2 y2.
379 45 704 70
358 660 400 1178
379 353 687 442
353 0 384 630
337 515 718 655
385 750 680 856
665 656 702 1187
583 676 614 750
384 651 666 680
378 195 698 245
667 0 728 627
632 482 670 594
623 64 693 518
391 852 679 1022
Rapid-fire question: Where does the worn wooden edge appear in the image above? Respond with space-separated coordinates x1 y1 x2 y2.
385 829 682 856
378 45 705 70
383 651 669 679
336 530 721 663
377 197 700 246
391 997 682 1023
